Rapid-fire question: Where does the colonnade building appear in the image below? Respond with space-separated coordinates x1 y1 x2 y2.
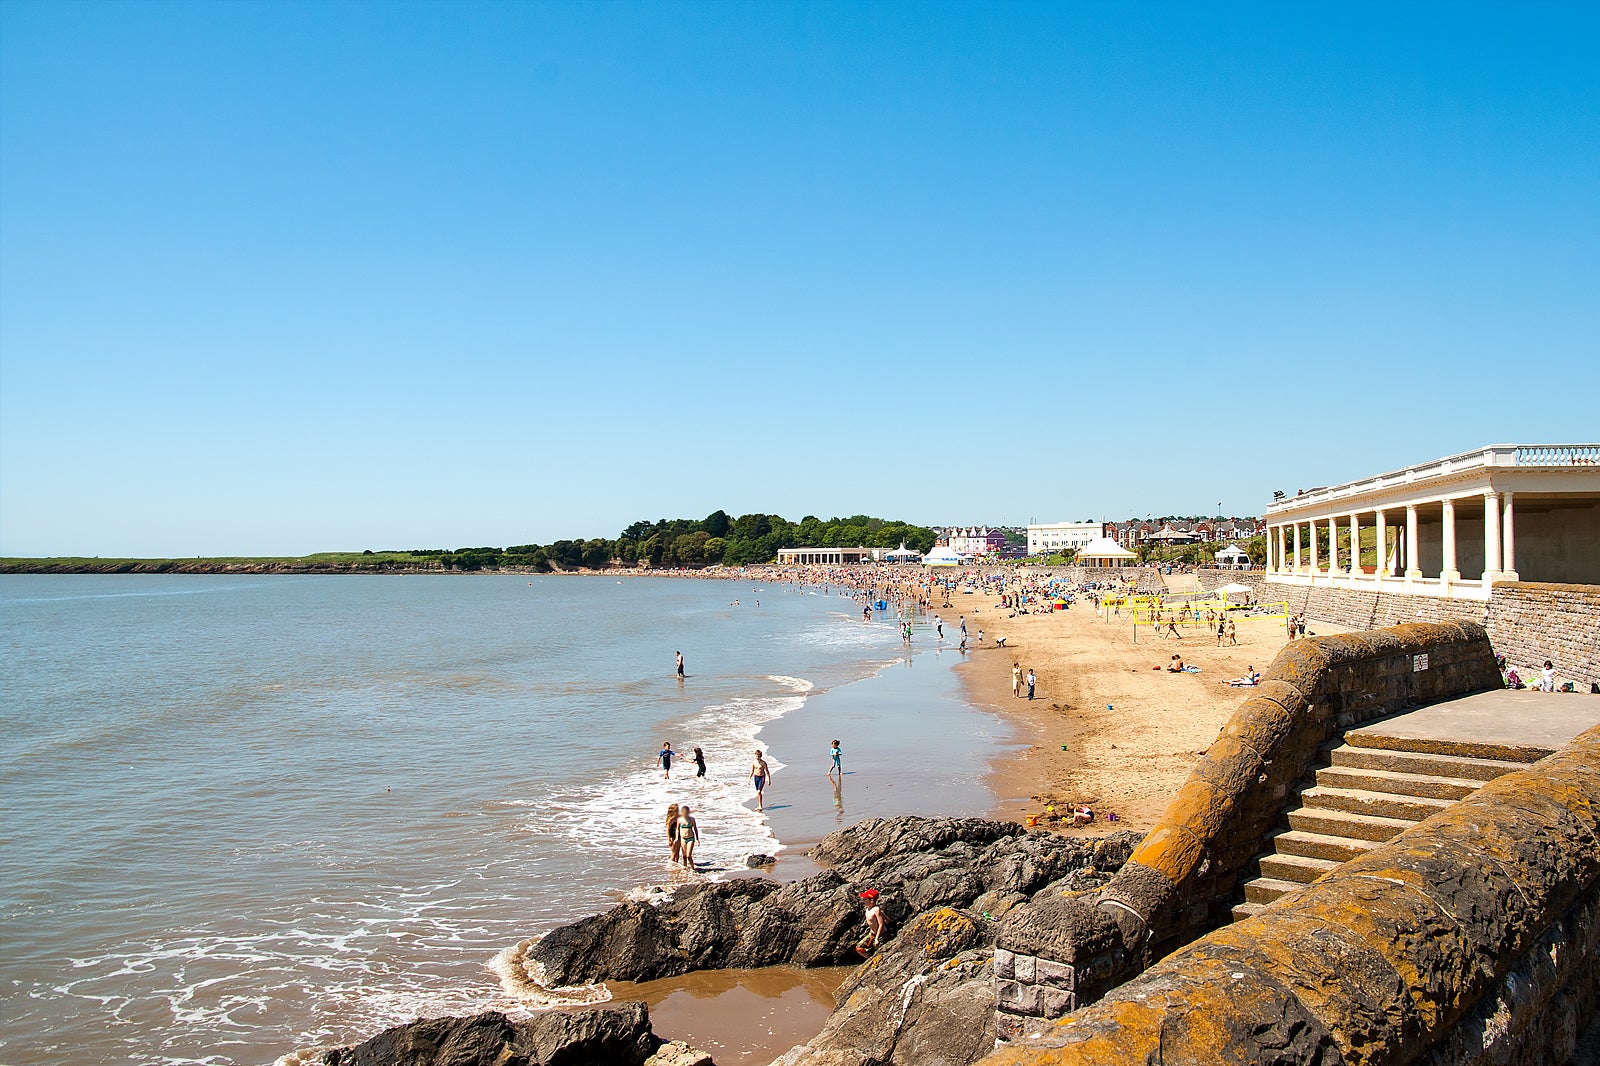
1262 444 1600 602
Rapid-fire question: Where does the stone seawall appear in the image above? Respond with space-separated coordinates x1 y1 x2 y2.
1266 580 1600 685
992 623 1501 1037
981 721 1600 1066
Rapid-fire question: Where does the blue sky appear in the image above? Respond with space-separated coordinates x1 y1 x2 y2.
2 2 1595 556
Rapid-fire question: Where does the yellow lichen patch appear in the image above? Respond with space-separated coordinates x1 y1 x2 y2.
1128 822 1205 883
904 906 982 959
1222 695 1298 754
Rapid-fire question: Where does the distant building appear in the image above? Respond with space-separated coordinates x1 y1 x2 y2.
1027 521 1101 557
942 526 1007 557
776 546 877 565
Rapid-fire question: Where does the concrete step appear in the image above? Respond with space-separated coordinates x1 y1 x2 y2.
1270 828 1378 863
1244 876 1305 905
1232 901 1267 922
1287 807 1417 843
1315 764 1485 801
1298 785 1454 823
1327 744 1530 783
1259 852 1342 884
1341 729 1552 765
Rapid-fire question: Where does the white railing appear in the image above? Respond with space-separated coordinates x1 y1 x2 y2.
1515 444 1600 466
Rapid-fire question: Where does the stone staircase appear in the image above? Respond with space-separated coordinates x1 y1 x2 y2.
1232 732 1545 921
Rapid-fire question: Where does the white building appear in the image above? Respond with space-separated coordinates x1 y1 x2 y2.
1262 443 1600 601
1027 521 1101 557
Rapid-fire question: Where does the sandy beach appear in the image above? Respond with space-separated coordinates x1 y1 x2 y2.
954 592 1347 833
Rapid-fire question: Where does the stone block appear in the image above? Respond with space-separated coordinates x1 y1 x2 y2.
992 947 1014 980
996 979 1039 1016
1036 986 1073 1017
1035 958 1074 989
1013 952 1036 984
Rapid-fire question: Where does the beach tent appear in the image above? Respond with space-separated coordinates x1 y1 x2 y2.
1075 537 1138 567
883 542 923 563
922 546 964 567
1216 581 1254 607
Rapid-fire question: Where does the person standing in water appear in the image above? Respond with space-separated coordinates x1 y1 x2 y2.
659 742 674 779
665 803 682 864
693 746 707 778
828 739 843 779
675 651 684 678
750 750 772 812
675 805 699 868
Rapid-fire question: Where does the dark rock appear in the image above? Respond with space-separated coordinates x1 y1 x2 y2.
742 853 777 868
772 907 999 1066
527 818 1136 989
320 1003 661 1066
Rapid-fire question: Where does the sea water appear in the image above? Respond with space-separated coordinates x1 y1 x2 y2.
0 574 1010 1065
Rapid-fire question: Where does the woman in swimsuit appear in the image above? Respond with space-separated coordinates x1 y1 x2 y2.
676 805 699 868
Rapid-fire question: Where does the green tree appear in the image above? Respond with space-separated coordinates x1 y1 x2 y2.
582 539 613 568
703 537 727 565
702 510 731 538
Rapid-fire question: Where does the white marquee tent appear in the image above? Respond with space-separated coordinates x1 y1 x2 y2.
1075 537 1138 567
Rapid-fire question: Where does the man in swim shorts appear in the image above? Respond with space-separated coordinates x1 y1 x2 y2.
750 750 771 812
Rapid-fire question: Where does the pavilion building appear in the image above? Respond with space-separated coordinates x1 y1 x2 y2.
1262 444 1600 601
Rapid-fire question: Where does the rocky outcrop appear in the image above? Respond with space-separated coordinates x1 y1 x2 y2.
318 1003 665 1066
771 907 999 1066
311 818 1141 1066
526 817 1140 988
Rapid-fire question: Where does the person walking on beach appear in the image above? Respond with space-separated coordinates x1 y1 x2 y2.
659 742 674 779
675 805 699 868
1011 662 1022 699
665 803 682 864
693 746 707 778
676 651 684 678
750 750 772 812
1026 667 1036 700
828 739 843 779
1227 620 1237 646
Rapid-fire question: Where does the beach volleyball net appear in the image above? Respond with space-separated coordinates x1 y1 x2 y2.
1129 599 1290 640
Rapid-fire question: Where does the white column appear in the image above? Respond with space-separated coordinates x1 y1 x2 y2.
1441 497 1459 584
1405 504 1421 582
1276 526 1286 574
1349 513 1361 577
1375 510 1388 583
1327 517 1339 577
1293 523 1302 575
1308 521 1318 576
1484 492 1502 586
1502 493 1518 581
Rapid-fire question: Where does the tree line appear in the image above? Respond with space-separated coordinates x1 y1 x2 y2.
410 511 939 571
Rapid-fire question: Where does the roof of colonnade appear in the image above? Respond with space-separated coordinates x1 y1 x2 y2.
1263 443 1600 524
